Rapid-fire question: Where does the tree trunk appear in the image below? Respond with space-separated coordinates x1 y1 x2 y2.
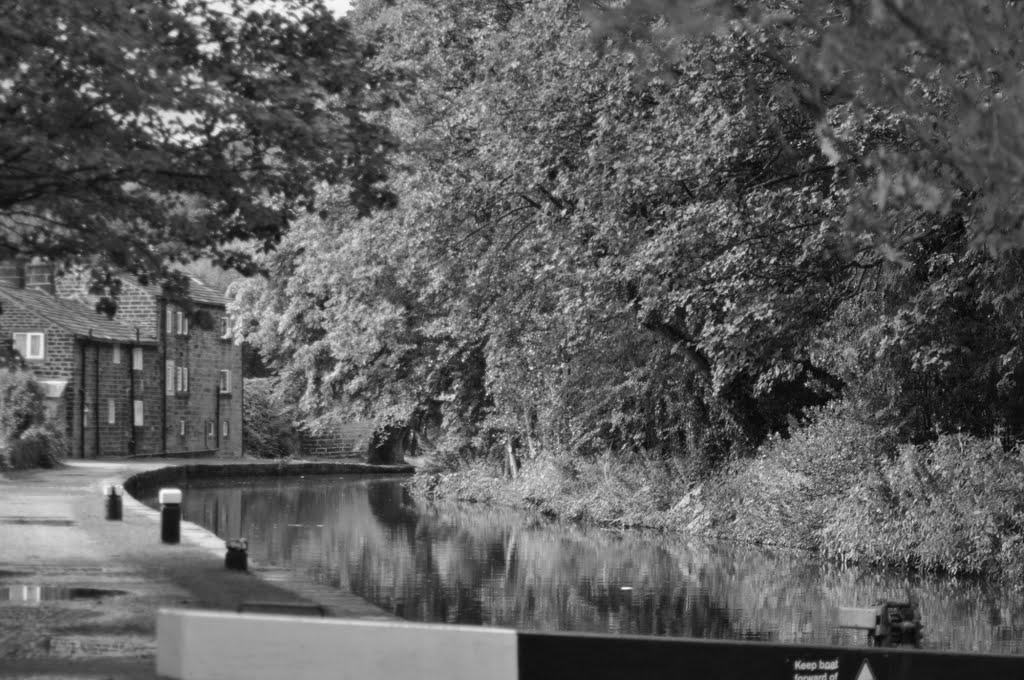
505 435 519 480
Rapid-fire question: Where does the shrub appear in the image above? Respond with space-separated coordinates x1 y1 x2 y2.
5 425 67 470
821 434 1024 578
413 449 688 528
242 377 296 458
700 402 898 549
0 370 44 439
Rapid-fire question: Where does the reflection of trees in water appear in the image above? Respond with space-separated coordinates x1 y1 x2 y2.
181 478 1024 653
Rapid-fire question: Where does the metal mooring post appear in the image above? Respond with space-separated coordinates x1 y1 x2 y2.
158 488 182 544
225 538 248 571
104 484 123 521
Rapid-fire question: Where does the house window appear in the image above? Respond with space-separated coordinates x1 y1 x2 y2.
207 421 215 438
165 360 175 396
218 369 231 394
175 310 189 336
179 418 186 437
112 344 121 364
220 315 231 340
132 347 143 371
175 366 189 394
83 402 91 427
133 400 144 426
166 306 174 335
108 399 116 425
222 419 230 439
12 332 44 360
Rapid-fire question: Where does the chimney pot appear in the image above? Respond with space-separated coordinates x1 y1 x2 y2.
0 261 24 288
24 261 55 295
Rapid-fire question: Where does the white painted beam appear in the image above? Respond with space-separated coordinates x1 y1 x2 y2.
157 609 519 680
837 607 878 630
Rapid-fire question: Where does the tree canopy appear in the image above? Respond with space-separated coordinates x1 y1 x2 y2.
0 0 395 283
234 0 1024 467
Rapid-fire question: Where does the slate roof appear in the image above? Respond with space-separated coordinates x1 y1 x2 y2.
0 286 157 344
120 273 227 307
184 276 228 306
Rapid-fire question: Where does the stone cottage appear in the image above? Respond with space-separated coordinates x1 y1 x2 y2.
0 261 242 458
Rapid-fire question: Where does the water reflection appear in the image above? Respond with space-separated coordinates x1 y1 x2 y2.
170 475 1024 655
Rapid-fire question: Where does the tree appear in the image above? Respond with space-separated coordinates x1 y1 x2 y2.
588 0 1024 253
0 0 396 285
235 0 854 465
585 0 1024 442
238 0 1024 471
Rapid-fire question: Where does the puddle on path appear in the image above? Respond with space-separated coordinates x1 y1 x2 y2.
0 516 76 526
0 586 128 604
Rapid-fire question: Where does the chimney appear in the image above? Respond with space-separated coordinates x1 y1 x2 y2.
0 261 23 288
24 260 55 295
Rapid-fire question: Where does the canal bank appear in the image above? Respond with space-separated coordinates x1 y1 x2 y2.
0 458 412 678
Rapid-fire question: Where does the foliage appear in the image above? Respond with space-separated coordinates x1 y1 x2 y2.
414 406 1024 581
242 377 296 458
697 403 898 548
412 451 687 528
589 0 1024 252
821 248 1024 443
0 370 44 439
822 435 1024 579
4 424 67 470
0 0 396 291
238 0 857 466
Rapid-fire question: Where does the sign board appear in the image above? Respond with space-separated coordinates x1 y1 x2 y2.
791 656 840 680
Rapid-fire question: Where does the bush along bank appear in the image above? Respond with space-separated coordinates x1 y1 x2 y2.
410 403 1024 583
0 370 66 470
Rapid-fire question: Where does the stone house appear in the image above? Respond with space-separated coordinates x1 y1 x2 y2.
0 261 242 458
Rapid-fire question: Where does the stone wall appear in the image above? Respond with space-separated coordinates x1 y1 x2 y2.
123 460 415 500
0 304 74 378
56 270 158 338
299 422 376 458
163 303 243 457
73 341 162 457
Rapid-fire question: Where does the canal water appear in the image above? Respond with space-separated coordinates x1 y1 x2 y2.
160 474 1024 655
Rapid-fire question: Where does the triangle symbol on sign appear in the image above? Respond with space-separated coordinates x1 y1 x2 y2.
855 659 877 680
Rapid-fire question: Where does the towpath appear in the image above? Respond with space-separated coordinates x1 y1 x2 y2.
0 459 406 679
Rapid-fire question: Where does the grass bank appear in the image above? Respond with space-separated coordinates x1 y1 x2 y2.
411 404 1024 582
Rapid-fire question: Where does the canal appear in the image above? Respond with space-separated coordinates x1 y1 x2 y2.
158 474 1024 655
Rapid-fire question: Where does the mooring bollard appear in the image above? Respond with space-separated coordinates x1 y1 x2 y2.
158 488 182 544
225 538 248 571
104 484 123 521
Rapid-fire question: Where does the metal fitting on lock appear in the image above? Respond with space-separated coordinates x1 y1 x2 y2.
103 484 124 521
225 538 248 571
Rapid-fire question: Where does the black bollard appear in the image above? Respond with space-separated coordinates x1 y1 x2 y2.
225 538 248 571
104 485 123 521
158 488 182 544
